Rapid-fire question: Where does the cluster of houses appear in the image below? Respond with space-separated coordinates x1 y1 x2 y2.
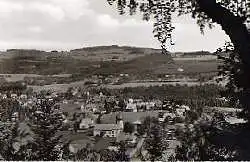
0 86 193 160
58 91 245 160
0 92 28 100
125 98 161 112
60 91 193 159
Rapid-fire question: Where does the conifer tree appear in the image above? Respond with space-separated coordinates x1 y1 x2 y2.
26 99 65 160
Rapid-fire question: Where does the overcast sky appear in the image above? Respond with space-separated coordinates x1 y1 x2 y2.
0 0 230 52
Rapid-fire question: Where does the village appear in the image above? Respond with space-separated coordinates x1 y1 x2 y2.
0 81 244 160
0 0 250 159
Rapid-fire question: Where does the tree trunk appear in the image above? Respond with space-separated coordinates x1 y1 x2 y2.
197 0 250 120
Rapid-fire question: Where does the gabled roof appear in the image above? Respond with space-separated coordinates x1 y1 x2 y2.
116 132 136 142
94 124 122 131
69 139 94 153
60 103 81 113
93 137 116 151
100 110 166 124
133 120 142 124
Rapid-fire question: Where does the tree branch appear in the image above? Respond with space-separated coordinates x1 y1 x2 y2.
197 0 250 89
197 0 250 66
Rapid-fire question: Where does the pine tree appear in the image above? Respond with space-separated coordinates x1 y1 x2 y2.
0 121 34 161
27 99 65 160
144 118 167 161
117 141 130 161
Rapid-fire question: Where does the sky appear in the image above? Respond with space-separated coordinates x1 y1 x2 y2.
0 0 230 52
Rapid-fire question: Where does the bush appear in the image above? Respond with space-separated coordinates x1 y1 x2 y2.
123 122 135 134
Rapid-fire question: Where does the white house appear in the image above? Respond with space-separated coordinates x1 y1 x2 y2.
146 102 156 110
93 123 123 137
81 103 98 113
108 146 119 151
63 100 68 104
116 132 137 145
20 94 27 99
11 93 17 99
158 111 176 123
180 105 190 111
79 118 94 129
176 105 190 117
177 67 184 72
2 94 7 99
93 116 124 137
126 103 137 112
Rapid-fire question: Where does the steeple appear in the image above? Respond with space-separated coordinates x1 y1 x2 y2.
115 113 124 130
115 112 122 124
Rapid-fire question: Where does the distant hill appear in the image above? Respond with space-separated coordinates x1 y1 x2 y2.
69 45 163 61
0 46 219 78
70 45 162 54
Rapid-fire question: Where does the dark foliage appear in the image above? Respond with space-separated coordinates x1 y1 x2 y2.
123 122 135 134
144 117 167 161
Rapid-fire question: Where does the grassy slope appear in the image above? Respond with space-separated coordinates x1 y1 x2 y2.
0 46 220 78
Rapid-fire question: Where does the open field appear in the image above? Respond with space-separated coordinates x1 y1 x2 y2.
29 80 87 93
0 46 223 92
0 74 72 82
0 46 219 76
101 81 208 89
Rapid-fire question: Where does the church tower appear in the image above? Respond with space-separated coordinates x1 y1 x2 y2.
116 113 124 130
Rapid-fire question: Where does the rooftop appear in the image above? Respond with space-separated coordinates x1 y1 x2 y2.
93 137 116 151
60 103 81 113
94 124 122 131
101 110 166 124
116 132 137 143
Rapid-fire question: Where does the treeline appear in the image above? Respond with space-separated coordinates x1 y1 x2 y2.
93 84 229 108
0 82 26 93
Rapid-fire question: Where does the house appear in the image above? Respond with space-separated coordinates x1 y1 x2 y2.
79 118 94 129
64 131 95 153
135 100 156 110
20 94 27 99
69 139 94 153
60 103 81 117
225 117 247 124
93 124 123 137
81 103 99 113
62 100 68 104
145 102 156 110
2 94 7 99
108 146 119 151
176 108 186 117
128 98 134 103
153 99 163 108
93 137 116 151
126 102 137 112
100 111 165 124
116 132 137 146
176 105 190 117
126 99 157 111
180 105 190 111
125 99 137 112
11 93 18 99
11 112 19 122
93 115 124 137
158 111 175 123
72 88 79 96
177 67 184 72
